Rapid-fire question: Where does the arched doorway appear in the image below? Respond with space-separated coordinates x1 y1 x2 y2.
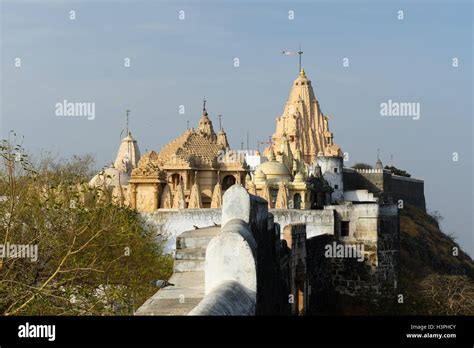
169 173 183 190
293 193 301 209
222 175 236 191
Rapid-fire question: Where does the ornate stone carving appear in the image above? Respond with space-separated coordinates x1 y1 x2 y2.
267 69 342 164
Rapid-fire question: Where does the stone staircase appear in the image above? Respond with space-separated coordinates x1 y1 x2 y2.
135 226 219 315
174 227 219 273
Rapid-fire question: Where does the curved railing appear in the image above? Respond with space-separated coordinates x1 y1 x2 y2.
189 185 261 315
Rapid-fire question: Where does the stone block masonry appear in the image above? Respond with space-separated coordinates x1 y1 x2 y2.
282 224 308 315
138 186 400 315
390 175 425 210
343 168 426 211
143 206 335 253
306 203 399 310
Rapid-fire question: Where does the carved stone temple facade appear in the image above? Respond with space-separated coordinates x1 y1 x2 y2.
250 136 332 210
250 68 343 209
127 106 247 212
89 131 141 206
90 66 424 214
266 68 342 165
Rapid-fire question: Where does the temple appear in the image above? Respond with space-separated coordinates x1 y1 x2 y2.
250 136 331 210
84 60 432 316
266 68 342 164
90 65 425 213
89 103 247 212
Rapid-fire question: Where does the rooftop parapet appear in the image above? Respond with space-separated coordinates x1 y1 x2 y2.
189 185 259 315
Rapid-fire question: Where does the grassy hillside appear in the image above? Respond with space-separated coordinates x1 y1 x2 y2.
397 204 474 315
400 204 474 279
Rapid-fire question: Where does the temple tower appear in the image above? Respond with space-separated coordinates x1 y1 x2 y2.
196 99 217 142
114 132 141 174
267 69 342 164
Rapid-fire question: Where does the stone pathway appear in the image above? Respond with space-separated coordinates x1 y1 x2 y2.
135 226 219 315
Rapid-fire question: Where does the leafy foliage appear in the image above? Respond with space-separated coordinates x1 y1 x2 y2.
351 163 373 170
384 165 411 177
0 136 173 315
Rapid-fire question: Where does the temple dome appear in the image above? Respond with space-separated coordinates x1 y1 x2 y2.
253 169 267 184
293 172 305 183
254 169 267 179
256 161 291 182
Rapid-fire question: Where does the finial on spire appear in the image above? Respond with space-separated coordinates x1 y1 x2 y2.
126 109 130 135
218 114 222 130
298 43 303 73
120 109 131 140
375 148 383 170
202 97 207 113
282 45 303 74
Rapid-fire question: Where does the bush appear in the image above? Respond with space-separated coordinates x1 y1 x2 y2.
384 165 411 177
0 137 173 315
351 163 373 170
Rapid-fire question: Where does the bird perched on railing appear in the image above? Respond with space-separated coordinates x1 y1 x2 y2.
150 280 175 288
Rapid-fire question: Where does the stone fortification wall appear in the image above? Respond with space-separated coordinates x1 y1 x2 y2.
343 168 426 211
143 206 335 252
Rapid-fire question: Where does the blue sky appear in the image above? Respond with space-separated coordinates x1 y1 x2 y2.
1 0 472 255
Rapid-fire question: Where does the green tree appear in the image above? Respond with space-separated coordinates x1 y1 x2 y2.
351 163 373 170
384 165 411 177
0 135 173 315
